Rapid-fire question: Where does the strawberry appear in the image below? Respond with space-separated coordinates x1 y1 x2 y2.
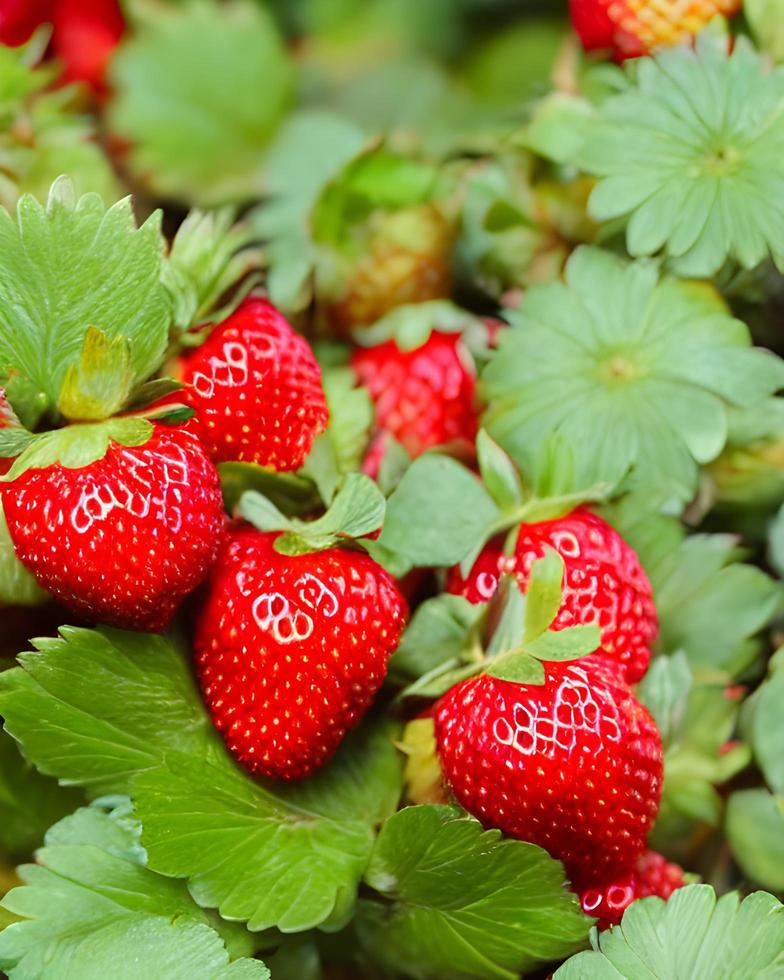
51 0 124 94
0 0 52 46
2 424 225 631
434 656 663 884
351 331 477 461
177 298 329 471
579 850 686 929
324 204 453 333
569 0 741 61
194 527 407 780
448 509 657 683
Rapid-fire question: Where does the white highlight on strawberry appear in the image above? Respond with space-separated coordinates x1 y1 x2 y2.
492 664 622 758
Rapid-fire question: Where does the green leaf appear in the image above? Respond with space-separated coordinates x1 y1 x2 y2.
745 0 784 61
6 417 154 480
651 534 782 677
110 1 293 205
637 651 692 746
476 429 523 512
56 326 134 422
726 790 784 893
357 806 589 980
0 500 47 607
0 628 215 797
0 731 82 860
218 462 319 517
524 625 601 662
523 550 564 641
554 885 784 979
0 428 34 458
0 804 269 979
748 666 784 794
379 454 500 567
389 594 483 684
486 651 544 685
482 247 784 512
0 178 170 416
132 719 403 933
251 111 366 313
486 583 525 657
580 36 784 276
240 473 386 553
321 366 374 475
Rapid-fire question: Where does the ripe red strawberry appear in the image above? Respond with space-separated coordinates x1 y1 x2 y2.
177 298 328 471
51 0 124 94
448 509 657 683
569 0 741 61
2 425 225 631
434 657 663 885
194 527 407 780
351 331 477 461
579 850 686 929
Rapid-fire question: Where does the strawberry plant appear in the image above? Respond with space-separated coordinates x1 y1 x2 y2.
1 1 784 978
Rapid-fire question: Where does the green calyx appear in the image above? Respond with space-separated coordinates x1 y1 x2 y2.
57 326 136 422
399 551 601 700
239 472 386 555
3 416 154 480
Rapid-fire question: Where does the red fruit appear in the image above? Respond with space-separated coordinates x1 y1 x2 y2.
580 850 686 929
0 0 53 46
449 510 657 683
569 0 741 61
351 331 477 460
179 298 328 471
515 510 657 683
2 426 225 631
194 528 407 780
51 0 124 94
445 535 507 604
434 657 663 884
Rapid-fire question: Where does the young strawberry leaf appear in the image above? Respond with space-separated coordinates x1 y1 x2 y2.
0 178 170 419
485 651 544 685
56 326 135 422
299 367 374 505
357 806 590 979
163 208 260 332
110 1 293 205
580 36 784 277
5 418 154 480
523 625 601 662
379 454 501 567
239 472 386 554
482 247 784 513
0 803 269 979
0 428 35 458
476 428 523 512
554 886 784 979
523 549 564 642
